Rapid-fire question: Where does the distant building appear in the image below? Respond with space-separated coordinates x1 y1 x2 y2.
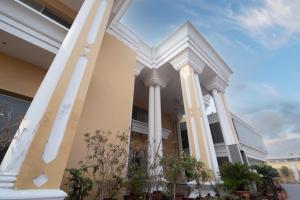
268 154 300 183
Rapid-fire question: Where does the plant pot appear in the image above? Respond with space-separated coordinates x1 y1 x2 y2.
124 194 137 200
234 191 250 198
175 194 184 200
152 191 162 200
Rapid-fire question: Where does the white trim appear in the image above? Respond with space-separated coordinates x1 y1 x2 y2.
108 21 233 85
0 0 68 54
214 143 228 157
131 119 171 139
0 189 66 200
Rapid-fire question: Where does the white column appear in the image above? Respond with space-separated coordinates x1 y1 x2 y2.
211 89 235 146
177 115 183 155
154 85 163 175
148 86 155 175
0 0 97 187
194 74 220 179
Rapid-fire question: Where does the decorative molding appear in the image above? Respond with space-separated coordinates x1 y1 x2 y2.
206 76 228 93
33 174 48 187
135 62 146 76
0 0 68 54
0 189 66 200
214 143 228 157
131 119 171 139
140 68 169 88
108 20 233 85
169 48 206 74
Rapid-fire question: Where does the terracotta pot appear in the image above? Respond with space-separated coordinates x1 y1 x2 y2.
152 191 162 200
234 191 250 198
175 194 185 200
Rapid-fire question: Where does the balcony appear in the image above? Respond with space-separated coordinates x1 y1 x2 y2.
131 119 171 139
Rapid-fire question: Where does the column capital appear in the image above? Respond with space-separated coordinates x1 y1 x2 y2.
206 76 228 93
140 68 169 88
169 48 206 74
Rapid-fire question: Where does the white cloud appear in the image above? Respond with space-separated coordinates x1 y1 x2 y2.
265 132 300 145
236 0 300 49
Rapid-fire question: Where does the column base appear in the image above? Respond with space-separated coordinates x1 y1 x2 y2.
0 189 67 200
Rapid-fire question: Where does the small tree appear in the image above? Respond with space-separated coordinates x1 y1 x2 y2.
280 166 290 177
84 130 129 200
127 163 148 199
192 160 213 197
65 162 93 200
161 155 182 199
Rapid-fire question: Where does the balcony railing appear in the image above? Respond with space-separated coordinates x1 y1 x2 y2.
131 119 171 139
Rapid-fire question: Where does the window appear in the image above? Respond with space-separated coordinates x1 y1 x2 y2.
209 122 224 144
0 92 31 163
132 106 148 123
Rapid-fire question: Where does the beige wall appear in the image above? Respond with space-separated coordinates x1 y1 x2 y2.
62 33 136 194
0 52 46 97
269 161 300 183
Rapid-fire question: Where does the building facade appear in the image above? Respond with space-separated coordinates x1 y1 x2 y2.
0 0 267 199
268 155 300 183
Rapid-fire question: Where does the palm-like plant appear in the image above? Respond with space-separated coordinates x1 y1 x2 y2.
221 163 260 192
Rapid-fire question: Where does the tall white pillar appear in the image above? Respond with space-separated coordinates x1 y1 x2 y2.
211 89 235 146
154 85 163 159
0 0 115 198
177 115 183 156
141 68 168 182
147 86 155 175
194 74 220 179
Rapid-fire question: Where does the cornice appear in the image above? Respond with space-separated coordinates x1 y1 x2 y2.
169 48 206 74
107 20 233 86
206 76 228 93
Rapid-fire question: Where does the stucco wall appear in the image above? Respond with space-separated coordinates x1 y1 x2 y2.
62 33 136 194
0 52 46 97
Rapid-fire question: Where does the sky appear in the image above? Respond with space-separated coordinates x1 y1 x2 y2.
121 0 300 158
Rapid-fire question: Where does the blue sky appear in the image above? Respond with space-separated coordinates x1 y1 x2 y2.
122 0 300 157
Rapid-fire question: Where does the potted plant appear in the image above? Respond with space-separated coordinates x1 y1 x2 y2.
220 163 260 198
65 162 93 200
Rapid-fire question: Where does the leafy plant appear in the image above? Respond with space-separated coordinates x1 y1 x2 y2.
65 162 93 200
279 166 290 177
192 160 213 197
220 163 260 192
83 130 129 200
127 163 148 198
251 163 279 178
161 155 182 199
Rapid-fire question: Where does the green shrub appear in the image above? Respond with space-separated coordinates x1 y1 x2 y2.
65 163 93 200
280 166 290 177
220 163 260 192
251 163 279 178
127 163 148 198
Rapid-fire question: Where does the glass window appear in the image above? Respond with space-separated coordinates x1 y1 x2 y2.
0 92 31 163
209 122 224 144
132 106 148 123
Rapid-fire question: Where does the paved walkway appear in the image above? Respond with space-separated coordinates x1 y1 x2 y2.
282 184 300 200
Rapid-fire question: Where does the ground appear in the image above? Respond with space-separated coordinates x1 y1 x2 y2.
282 184 300 200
